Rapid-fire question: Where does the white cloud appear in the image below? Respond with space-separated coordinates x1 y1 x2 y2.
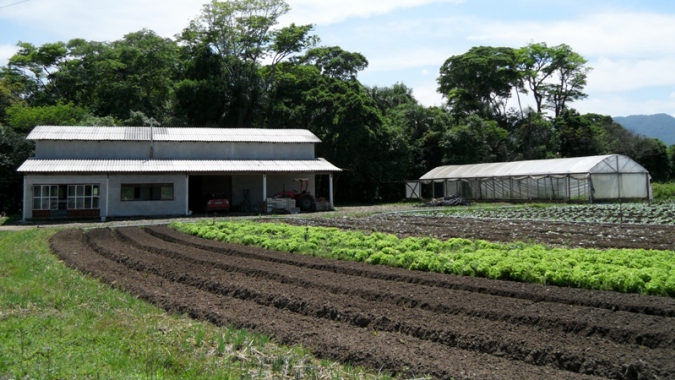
0 44 18 64
575 94 675 118
586 57 675 93
284 0 464 25
367 48 450 72
468 11 675 58
0 0 206 42
412 82 444 107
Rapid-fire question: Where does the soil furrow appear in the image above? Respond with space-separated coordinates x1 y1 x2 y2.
50 229 604 380
88 228 671 377
117 228 675 351
145 226 675 318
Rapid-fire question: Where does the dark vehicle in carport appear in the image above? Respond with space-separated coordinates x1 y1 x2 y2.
205 194 230 212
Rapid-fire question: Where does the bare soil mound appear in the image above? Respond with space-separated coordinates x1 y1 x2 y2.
50 226 675 379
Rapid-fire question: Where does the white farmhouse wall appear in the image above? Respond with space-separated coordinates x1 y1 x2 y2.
107 174 187 217
23 174 108 220
23 173 189 220
36 141 315 160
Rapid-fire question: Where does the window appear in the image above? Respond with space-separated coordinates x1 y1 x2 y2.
33 184 99 210
121 183 174 201
67 185 100 209
33 185 59 210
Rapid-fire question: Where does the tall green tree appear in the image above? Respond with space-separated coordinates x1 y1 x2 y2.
632 138 671 182
5 102 89 133
440 115 510 165
517 43 590 117
510 109 553 160
180 0 316 127
61 31 180 122
297 46 368 81
0 125 34 212
554 109 604 158
1 41 68 105
437 46 520 123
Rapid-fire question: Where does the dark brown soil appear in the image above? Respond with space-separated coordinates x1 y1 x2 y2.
50 226 675 379
280 214 675 251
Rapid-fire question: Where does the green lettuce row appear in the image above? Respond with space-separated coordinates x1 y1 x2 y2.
171 221 675 297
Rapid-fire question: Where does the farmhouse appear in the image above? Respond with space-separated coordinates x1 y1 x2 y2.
407 154 652 202
17 126 341 221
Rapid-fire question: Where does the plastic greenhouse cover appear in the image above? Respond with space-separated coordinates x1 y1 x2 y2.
419 155 648 181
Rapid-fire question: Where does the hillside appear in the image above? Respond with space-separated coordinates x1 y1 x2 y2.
613 114 675 145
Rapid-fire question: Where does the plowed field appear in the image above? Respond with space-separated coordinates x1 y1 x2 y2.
282 214 675 251
50 226 675 379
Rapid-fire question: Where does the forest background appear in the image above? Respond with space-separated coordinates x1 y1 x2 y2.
1 0 674 212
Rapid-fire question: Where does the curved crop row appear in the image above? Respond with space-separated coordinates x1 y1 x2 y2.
172 221 675 296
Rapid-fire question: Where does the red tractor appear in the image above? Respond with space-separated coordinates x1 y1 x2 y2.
273 178 316 211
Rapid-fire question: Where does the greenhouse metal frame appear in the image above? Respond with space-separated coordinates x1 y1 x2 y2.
410 155 652 202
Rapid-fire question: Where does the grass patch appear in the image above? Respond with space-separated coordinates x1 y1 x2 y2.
653 182 675 201
173 221 675 297
0 214 22 226
0 228 405 379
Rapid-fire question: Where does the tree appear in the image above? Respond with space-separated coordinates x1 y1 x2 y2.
517 43 590 117
632 138 671 182
61 31 180 122
511 109 553 160
554 109 604 158
437 46 520 122
440 115 510 165
366 83 416 116
1 41 68 105
179 0 316 127
0 78 24 124
297 46 368 81
5 102 88 133
0 125 34 212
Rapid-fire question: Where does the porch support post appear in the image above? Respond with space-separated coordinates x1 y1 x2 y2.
104 175 110 221
262 174 267 201
185 175 189 216
22 175 28 222
329 173 334 210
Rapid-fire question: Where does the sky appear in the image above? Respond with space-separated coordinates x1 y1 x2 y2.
1 0 674 118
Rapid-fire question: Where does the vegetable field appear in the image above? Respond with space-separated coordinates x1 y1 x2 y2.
426 202 675 225
50 224 675 379
175 221 675 296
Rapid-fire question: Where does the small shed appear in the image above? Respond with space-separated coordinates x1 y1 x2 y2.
410 155 651 202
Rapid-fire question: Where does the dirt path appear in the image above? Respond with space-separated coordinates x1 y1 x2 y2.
50 226 675 379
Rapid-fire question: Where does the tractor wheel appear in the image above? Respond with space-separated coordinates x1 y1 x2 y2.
298 196 314 211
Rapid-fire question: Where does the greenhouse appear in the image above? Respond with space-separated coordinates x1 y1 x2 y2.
408 154 652 202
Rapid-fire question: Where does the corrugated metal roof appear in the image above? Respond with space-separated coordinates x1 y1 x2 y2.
420 155 648 180
17 158 341 173
27 126 322 143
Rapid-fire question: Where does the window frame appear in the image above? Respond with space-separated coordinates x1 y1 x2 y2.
67 184 100 210
32 184 59 210
33 184 100 210
120 183 174 202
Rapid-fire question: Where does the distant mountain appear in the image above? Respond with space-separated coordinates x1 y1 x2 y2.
612 114 675 146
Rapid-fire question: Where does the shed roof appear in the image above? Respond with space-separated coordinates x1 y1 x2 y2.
17 158 341 173
27 126 321 143
420 155 648 180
